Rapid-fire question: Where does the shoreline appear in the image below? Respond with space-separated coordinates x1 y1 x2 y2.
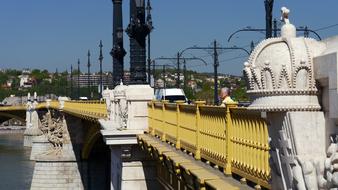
0 126 25 134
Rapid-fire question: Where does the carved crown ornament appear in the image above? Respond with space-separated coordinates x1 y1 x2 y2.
243 7 326 111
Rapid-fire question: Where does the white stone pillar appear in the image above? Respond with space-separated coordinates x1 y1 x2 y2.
24 93 43 147
100 83 158 190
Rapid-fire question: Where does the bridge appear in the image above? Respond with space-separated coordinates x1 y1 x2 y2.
0 92 268 190
2 6 338 190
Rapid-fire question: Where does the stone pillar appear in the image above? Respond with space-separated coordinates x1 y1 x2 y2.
30 116 85 190
100 82 156 190
242 7 333 189
24 93 43 147
106 138 159 190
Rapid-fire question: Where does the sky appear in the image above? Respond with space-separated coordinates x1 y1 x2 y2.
0 0 338 75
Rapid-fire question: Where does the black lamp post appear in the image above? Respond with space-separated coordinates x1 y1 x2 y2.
70 64 73 99
87 50 91 98
77 59 80 99
146 0 153 84
111 0 126 87
264 0 274 39
99 40 104 98
126 0 152 84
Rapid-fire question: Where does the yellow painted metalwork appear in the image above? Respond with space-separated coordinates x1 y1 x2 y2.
62 100 108 120
0 100 108 121
147 101 271 189
0 105 26 111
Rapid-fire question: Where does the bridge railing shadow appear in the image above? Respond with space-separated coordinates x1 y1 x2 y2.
147 100 271 189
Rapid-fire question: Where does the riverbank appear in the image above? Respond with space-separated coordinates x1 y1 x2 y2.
0 126 25 134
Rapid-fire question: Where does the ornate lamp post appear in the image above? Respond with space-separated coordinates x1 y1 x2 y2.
70 64 73 99
146 0 153 84
87 50 91 98
111 0 126 87
77 59 80 99
99 40 104 97
126 0 152 84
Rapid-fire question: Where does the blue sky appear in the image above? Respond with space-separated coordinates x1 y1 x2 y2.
0 0 337 75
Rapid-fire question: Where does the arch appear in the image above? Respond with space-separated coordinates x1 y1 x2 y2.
294 66 311 89
0 112 26 123
261 68 275 90
81 126 102 160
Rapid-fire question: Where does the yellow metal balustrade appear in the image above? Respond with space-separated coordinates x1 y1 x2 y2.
147 101 271 189
62 100 108 120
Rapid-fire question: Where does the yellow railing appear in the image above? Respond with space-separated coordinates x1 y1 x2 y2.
62 100 108 119
147 101 271 189
0 100 108 121
0 105 26 111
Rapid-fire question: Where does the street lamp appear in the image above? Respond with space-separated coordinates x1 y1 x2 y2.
87 50 91 99
146 0 153 84
99 40 104 98
70 64 73 99
77 59 80 99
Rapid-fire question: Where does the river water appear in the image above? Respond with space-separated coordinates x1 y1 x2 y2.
0 132 34 190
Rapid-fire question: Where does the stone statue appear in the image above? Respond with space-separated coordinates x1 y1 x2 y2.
39 110 67 156
281 7 290 24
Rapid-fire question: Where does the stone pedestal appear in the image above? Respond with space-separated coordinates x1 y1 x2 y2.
110 145 159 190
23 126 43 147
24 107 42 147
30 143 84 190
100 83 156 190
30 135 51 160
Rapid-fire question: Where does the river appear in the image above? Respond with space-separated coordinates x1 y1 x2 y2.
0 132 34 190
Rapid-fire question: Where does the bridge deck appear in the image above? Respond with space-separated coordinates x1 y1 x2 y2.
138 134 253 190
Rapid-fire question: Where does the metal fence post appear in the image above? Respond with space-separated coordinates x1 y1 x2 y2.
175 100 185 149
150 101 155 136
225 102 238 175
195 101 206 160
161 100 169 142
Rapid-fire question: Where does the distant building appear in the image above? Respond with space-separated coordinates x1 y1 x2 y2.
70 72 113 88
18 69 33 88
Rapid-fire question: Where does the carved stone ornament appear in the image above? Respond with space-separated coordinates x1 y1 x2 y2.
243 7 326 111
113 80 128 129
39 110 68 155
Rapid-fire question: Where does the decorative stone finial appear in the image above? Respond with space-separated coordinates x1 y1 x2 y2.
28 93 31 101
281 7 290 24
280 7 296 38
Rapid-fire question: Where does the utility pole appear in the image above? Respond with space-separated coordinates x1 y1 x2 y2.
183 59 187 89
77 59 80 99
176 52 180 88
162 65 166 89
213 40 219 105
153 56 207 89
87 50 91 99
264 0 274 39
180 41 250 105
70 65 73 99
